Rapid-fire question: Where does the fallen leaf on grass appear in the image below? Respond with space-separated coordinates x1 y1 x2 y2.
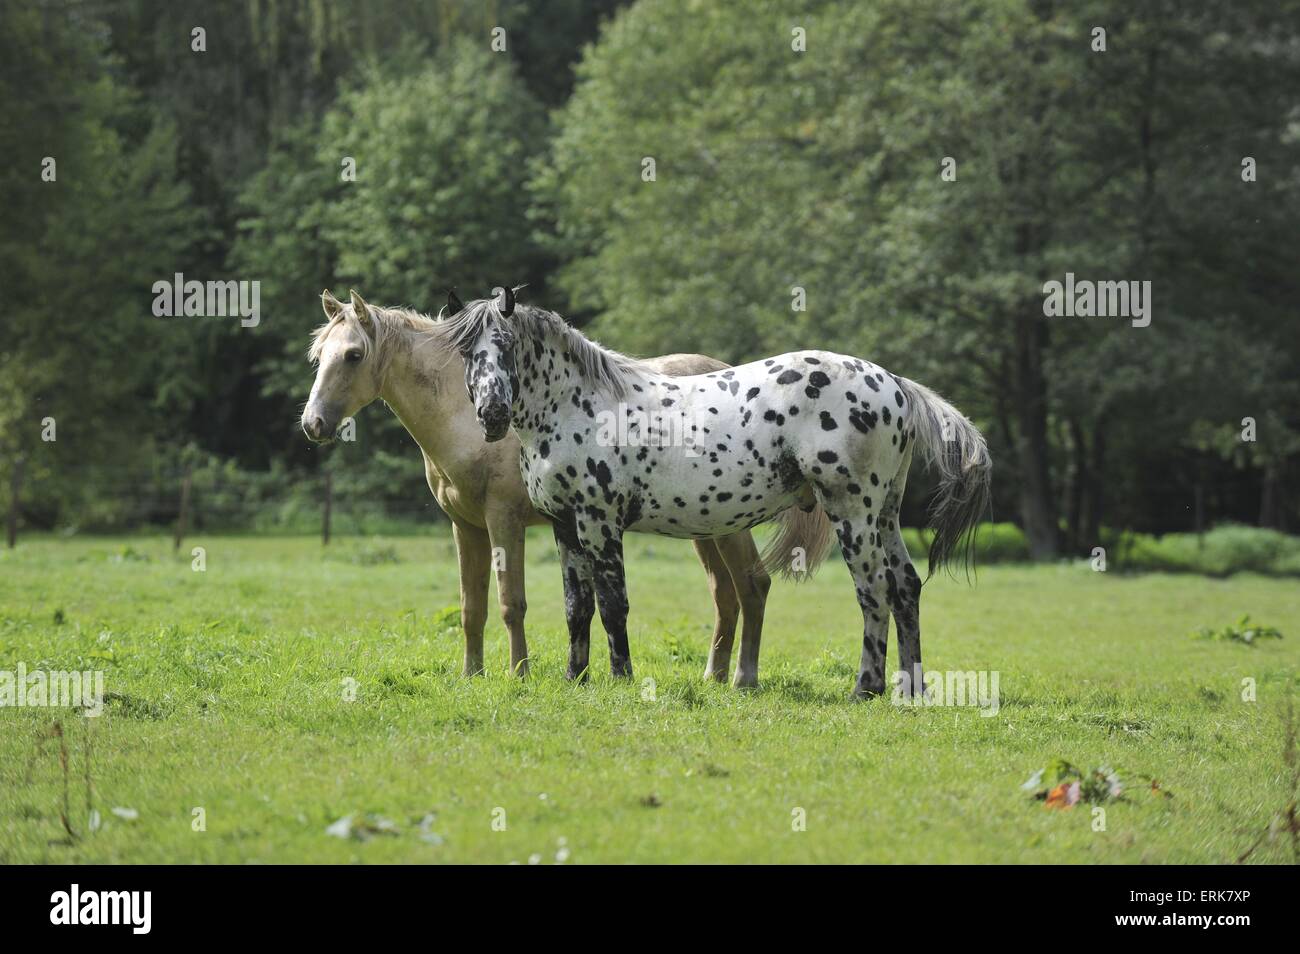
1044 782 1080 810
1024 760 1123 810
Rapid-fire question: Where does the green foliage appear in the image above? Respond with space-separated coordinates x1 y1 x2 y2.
897 523 1300 576
1192 615 1283 646
230 39 553 519
0 6 205 523
429 605 462 634
903 523 1031 565
3 0 1298 549
320 39 549 304
538 0 1300 541
536 0 843 360
1116 525 1300 578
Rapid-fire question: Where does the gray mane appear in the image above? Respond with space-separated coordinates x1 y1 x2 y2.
437 298 652 397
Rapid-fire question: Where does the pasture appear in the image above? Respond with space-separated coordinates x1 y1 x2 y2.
1 531 1297 864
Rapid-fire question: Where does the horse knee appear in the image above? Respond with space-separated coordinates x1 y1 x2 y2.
596 590 629 630
499 598 527 630
565 595 594 627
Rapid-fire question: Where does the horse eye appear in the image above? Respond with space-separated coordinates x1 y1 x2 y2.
344 350 363 364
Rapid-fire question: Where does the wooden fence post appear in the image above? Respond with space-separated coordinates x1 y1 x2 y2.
173 464 193 552
7 455 25 549
322 471 332 546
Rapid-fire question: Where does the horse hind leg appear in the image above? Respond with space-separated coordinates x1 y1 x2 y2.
880 456 924 697
712 530 771 689
824 499 890 699
693 539 739 683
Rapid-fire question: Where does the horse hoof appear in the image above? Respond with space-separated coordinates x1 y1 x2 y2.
703 668 728 683
851 683 884 701
732 672 759 690
565 668 590 684
610 661 633 679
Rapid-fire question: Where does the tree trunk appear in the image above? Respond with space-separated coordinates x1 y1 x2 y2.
1080 427 1106 550
1014 300 1059 559
1064 418 1087 554
1193 458 1206 547
7 456 25 549
173 465 193 552
1259 461 1281 530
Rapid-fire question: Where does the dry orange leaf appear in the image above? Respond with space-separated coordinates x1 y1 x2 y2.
1044 783 1072 810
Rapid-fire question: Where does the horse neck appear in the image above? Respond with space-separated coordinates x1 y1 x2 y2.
378 327 476 466
512 323 625 434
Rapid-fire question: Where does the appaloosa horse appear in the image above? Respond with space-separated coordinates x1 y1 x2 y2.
452 287 991 698
301 290 826 685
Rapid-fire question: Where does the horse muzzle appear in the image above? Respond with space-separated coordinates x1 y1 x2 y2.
301 410 336 443
477 403 511 442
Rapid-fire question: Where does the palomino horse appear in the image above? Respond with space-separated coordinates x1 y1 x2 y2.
453 288 991 698
301 290 826 685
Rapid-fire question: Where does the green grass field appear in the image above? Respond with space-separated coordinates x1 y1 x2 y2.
2 531 1297 864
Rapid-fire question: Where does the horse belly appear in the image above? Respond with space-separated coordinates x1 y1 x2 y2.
629 490 796 538
627 448 798 538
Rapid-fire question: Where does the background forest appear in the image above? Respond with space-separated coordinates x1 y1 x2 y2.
2 0 1297 563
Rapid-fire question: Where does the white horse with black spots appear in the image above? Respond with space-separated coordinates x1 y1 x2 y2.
452 287 991 698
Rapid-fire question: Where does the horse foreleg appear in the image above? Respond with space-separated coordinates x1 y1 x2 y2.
552 521 595 682
712 531 770 689
693 539 739 682
452 521 491 676
486 511 529 677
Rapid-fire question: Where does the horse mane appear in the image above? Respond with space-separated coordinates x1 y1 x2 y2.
437 297 652 397
307 303 442 368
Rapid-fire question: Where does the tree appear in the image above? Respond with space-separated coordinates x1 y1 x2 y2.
0 2 203 527
318 38 549 304
538 0 1300 553
232 37 552 507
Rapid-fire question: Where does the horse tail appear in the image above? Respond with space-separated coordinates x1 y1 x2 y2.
895 376 992 577
759 504 834 581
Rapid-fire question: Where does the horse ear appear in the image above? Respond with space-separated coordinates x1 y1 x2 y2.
493 285 515 317
321 289 343 320
349 289 372 327
446 288 464 316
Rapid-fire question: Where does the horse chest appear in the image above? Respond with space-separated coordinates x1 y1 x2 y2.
424 457 488 526
520 453 577 512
